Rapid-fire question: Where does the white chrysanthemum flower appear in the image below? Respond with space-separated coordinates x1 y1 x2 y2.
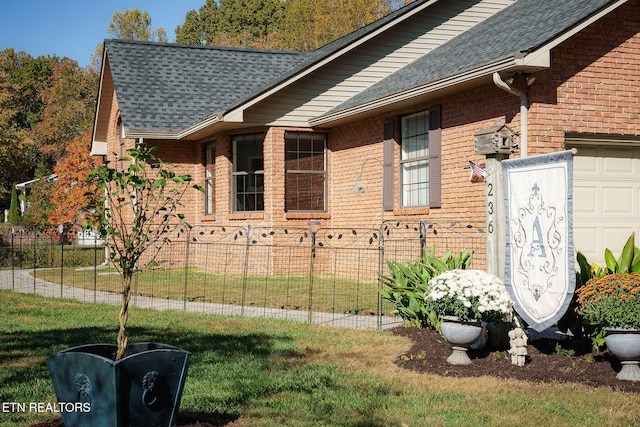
424 269 512 321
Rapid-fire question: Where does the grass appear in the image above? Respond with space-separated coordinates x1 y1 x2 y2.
34 266 390 315
2 290 640 426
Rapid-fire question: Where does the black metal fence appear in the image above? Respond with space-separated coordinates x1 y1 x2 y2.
0 221 485 329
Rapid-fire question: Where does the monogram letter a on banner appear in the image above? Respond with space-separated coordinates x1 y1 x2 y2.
503 151 575 332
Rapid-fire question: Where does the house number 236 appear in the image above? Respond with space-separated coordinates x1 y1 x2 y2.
487 182 495 234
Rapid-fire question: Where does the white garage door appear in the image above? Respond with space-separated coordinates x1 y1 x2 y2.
570 144 640 266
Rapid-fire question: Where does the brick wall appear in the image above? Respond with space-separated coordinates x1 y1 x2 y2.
528 0 640 151
100 0 639 269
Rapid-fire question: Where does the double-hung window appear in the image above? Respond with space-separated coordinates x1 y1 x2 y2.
285 132 327 211
232 133 264 212
401 111 430 207
204 142 215 215
397 106 441 209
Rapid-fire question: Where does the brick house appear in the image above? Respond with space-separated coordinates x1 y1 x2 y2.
91 0 640 267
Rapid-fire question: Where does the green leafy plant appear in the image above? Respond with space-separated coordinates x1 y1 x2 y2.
604 233 640 274
87 142 203 359
590 328 607 353
553 342 575 357
379 246 471 329
575 273 640 329
424 269 512 323
558 250 606 337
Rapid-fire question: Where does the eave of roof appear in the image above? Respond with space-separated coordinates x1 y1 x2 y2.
309 0 627 127
309 57 527 127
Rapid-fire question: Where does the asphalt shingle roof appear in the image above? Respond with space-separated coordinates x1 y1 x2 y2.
105 39 312 131
105 0 621 132
104 0 434 132
325 0 619 116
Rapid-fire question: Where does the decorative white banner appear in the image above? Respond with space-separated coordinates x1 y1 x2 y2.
502 150 575 332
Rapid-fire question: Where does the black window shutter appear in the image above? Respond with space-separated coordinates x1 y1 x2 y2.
383 118 395 211
428 105 442 208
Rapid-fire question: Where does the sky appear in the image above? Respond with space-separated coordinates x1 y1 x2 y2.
0 0 206 67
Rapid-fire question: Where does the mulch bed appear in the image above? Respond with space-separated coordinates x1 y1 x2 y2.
392 326 640 393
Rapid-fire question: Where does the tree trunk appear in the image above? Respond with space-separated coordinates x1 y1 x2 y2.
116 272 132 360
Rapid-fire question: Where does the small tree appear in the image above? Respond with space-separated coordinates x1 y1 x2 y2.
8 184 20 225
49 129 99 227
88 142 203 360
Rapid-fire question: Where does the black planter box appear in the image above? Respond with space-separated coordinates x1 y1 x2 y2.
47 342 190 427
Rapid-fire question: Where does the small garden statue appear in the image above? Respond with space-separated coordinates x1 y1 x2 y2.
508 327 528 366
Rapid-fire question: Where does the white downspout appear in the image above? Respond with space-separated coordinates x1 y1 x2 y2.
493 72 528 158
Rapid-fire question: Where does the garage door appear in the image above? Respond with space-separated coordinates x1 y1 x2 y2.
570 143 640 266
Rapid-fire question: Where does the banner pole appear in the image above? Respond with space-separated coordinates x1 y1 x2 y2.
485 153 508 280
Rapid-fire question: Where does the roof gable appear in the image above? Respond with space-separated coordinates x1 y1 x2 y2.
227 0 516 129
313 0 625 124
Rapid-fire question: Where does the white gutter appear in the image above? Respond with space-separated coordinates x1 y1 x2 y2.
90 140 107 156
122 112 224 140
493 72 528 158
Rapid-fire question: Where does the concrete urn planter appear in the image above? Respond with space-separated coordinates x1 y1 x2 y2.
440 316 483 365
604 328 640 381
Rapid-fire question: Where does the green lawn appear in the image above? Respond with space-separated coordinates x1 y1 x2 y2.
2 290 640 426
34 266 389 315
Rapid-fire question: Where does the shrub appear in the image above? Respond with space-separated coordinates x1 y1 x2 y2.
379 246 471 328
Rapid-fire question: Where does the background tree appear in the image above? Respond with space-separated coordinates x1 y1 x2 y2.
1 49 97 218
108 9 168 42
32 59 98 163
21 161 54 229
280 0 410 51
176 0 285 49
48 129 98 228
0 49 57 130
0 50 47 207
175 0 220 45
175 0 412 52
91 8 172 71
215 0 286 49
8 184 20 225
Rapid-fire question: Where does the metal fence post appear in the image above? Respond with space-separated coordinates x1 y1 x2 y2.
18 229 22 269
183 227 191 311
60 232 64 297
377 222 385 330
94 242 98 304
419 221 427 256
32 227 36 293
240 225 252 316
11 228 15 291
308 221 321 324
